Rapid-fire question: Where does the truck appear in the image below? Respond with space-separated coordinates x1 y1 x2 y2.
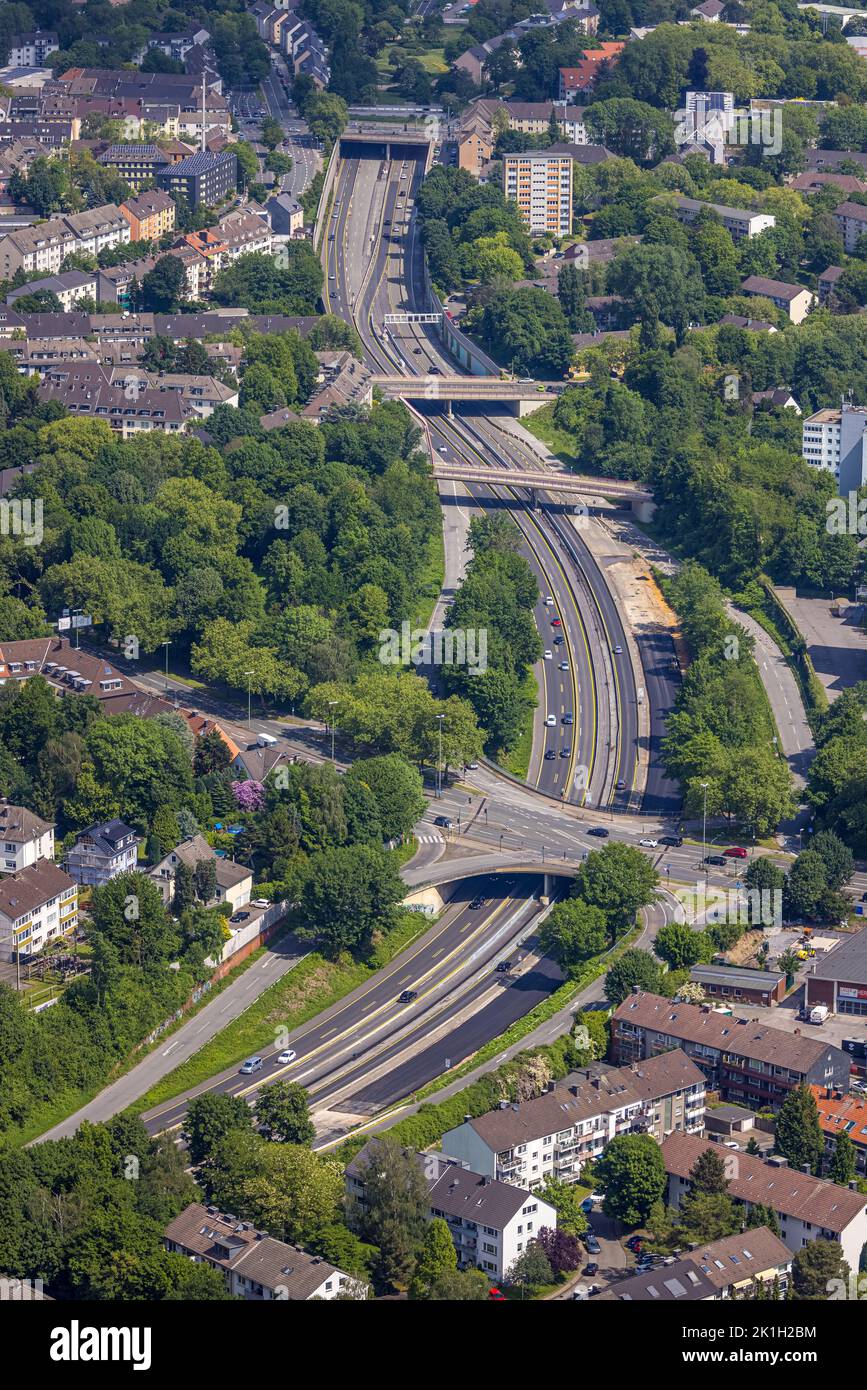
809 1004 830 1026
256 732 278 748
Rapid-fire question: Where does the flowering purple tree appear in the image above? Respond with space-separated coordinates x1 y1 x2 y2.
232 779 265 812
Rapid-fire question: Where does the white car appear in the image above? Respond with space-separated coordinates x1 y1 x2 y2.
639 838 658 849
438 445 448 454
545 714 556 726
559 661 570 671
613 644 623 654
543 649 553 660
544 595 554 606
276 1049 297 1065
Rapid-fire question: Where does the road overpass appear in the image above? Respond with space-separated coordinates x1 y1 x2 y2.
339 132 434 166
371 374 558 415
797 2 867 22
431 462 654 513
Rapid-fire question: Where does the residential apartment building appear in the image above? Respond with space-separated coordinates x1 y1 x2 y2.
165 1204 362 1300
346 1142 557 1282
119 189 176 242
0 636 175 718
156 149 237 208
503 149 573 236
265 192 304 237
801 401 867 493
558 43 624 100
0 859 78 961
6 271 97 311
150 833 252 911
98 144 175 191
662 1132 867 1274
600 1228 791 1301
6 32 59 66
0 803 55 874
740 274 815 324
810 1085 867 1175
503 101 588 144
611 991 850 1107
833 200 867 254
0 203 129 278
666 195 775 241
818 264 844 306
37 374 196 437
66 819 140 887
440 1050 706 1189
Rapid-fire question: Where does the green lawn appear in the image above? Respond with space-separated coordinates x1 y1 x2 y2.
413 525 446 631
522 406 582 471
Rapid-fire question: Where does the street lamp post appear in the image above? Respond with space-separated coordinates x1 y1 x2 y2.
328 700 338 763
162 640 170 693
701 780 709 882
245 669 254 729
436 713 445 799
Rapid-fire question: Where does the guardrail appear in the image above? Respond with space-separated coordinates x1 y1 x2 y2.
313 150 340 256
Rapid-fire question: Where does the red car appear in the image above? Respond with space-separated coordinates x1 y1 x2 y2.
551 617 562 627
489 1287 506 1300
724 847 748 858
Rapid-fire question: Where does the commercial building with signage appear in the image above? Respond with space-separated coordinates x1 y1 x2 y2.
805 931 867 1017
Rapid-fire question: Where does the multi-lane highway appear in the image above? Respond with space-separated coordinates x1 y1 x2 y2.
322 149 681 817
141 874 561 1138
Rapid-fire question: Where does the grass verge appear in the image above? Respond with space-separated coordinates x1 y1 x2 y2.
522 405 581 470
130 908 438 1114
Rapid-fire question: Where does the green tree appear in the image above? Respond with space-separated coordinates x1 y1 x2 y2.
507 1240 553 1290
538 898 608 976
255 1080 315 1146
141 255 187 313
574 842 659 939
776 1084 824 1176
409 1217 457 1299
829 1129 857 1186
605 948 664 1005
184 1092 253 1167
298 844 405 958
597 1134 667 1226
351 1139 429 1290
792 1239 850 1300
655 922 714 971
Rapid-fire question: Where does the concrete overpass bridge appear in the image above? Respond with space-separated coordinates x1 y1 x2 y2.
338 132 434 166
797 2 867 24
431 462 654 513
371 374 558 415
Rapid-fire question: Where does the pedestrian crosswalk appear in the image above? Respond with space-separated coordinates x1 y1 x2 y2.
417 833 444 845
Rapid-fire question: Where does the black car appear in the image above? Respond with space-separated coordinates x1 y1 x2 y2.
583 1262 599 1277
545 749 557 760
562 713 573 725
560 746 571 758
705 854 727 867
553 634 565 645
230 911 250 923
587 827 609 837
495 960 512 973
434 815 452 828
660 835 683 847
398 990 418 1003
469 897 485 909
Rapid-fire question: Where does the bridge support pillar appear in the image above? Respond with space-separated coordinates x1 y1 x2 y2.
445 399 454 419
530 487 539 512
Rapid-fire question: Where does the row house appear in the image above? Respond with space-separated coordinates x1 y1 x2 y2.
665 194 775 241
611 991 850 1108
663 1132 867 1275
0 202 129 278
165 1204 362 1300
440 1050 706 1190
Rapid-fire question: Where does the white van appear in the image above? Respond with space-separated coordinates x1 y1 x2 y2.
257 732 277 747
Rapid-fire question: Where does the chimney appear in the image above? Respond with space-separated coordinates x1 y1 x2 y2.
546 1080 557 1093
826 1087 833 1100
802 1163 811 1175
463 1114 472 1124
850 1181 859 1191
631 984 641 994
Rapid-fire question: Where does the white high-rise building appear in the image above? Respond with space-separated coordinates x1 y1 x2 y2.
802 401 867 492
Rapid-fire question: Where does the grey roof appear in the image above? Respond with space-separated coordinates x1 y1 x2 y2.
601 1258 716 1301
685 1227 791 1290
0 803 53 842
163 149 234 176
73 819 138 855
164 1204 347 1299
808 929 867 985
689 964 785 990
428 1164 535 1228
740 275 810 301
